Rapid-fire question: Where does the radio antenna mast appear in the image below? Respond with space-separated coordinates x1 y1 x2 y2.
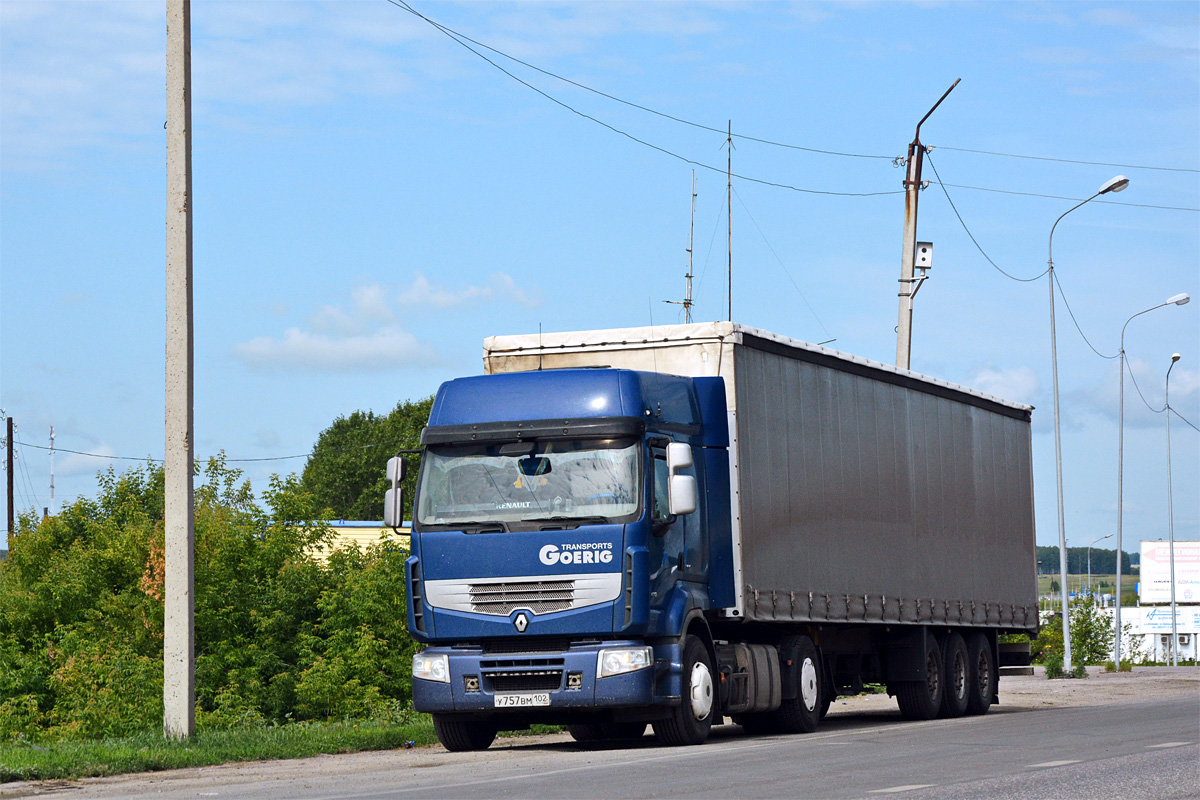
666 170 697 323
49 426 55 506
726 121 734 322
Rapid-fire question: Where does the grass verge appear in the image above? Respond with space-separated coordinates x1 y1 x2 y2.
1 718 438 783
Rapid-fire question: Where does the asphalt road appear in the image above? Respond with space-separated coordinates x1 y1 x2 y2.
8 676 1199 800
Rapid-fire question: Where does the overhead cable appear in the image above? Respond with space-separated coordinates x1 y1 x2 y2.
930 145 1199 175
13 438 418 465
1051 271 1119 360
387 1 900 197
732 185 831 337
390 0 894 161
930 181 1199 213
924 152 1048 282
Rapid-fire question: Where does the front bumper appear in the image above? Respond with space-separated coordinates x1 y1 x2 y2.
412 640 675 714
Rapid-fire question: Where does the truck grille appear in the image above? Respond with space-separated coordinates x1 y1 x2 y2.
483 638 572 655
469 579 574 615
482 657 565 692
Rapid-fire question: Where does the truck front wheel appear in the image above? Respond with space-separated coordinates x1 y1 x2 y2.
652 635 714 746
432 715 497 752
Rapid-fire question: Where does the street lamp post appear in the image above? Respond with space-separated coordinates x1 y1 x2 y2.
1165 353 1181 667
1047 174 1129 671
1088 532 1113 601
1114 293 1190 667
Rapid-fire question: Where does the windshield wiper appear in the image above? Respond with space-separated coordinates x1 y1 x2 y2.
446 520 509 533
523 515 613 529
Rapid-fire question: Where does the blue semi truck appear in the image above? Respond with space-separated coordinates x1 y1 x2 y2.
383 322 1038 750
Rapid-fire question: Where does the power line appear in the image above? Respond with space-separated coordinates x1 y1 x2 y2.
1123 362 1200 434
387 0 901 198
1172 408 1200 434
930 181 1199 213
13 437 419 465
924 151 1048 283
390 0 895 162
929 145 1199 175
732 185 830 338
1051 271 1119 360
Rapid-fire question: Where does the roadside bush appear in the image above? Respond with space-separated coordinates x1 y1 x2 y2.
0 458 415 743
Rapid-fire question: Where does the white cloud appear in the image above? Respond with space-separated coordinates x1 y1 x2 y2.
232 326 432 373
397 271 540 310
58 445 118 477
969 365 1040 405
233 273 540 371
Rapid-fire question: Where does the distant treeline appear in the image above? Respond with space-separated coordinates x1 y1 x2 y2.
1035 545 1134 575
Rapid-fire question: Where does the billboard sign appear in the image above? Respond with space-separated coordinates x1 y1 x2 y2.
1139 541 1200 605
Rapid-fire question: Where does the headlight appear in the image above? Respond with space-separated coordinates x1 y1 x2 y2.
413 652 450 683
597 647 654 678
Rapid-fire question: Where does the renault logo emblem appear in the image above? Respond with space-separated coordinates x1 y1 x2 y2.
513 612 529 633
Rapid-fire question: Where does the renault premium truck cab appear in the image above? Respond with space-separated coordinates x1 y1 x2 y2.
384 323 1038 751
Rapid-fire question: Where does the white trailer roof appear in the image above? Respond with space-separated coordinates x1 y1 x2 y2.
484 321 1032 414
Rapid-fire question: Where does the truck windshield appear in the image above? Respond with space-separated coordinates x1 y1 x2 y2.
415 438 641 529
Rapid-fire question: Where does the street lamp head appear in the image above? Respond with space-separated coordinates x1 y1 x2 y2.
1171 353 1181 363
1167 293 1191 306
1099 175 1130 195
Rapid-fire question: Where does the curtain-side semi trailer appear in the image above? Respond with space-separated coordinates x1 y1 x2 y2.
383 322 1038 751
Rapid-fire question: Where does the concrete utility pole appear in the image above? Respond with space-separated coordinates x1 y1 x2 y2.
6 417 13 550
164 0 195 740
895 79 958 371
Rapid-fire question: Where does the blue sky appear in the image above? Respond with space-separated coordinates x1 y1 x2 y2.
2 1 1197 552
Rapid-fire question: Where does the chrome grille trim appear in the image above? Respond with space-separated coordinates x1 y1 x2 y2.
424 572 622 616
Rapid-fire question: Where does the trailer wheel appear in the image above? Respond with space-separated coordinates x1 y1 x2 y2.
895 635 943 721
432 715 497 751
771 635 822 734
652 635 714 746
939 633 969 718
965 632 996 716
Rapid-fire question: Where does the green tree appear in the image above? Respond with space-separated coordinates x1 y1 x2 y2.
301 397 433 521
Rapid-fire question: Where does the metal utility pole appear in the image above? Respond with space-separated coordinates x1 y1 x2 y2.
6 417 12 550
164 0 195 740
896 79 959 371
1166 353 1181 667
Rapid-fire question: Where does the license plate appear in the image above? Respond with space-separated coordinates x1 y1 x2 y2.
494 692 551 708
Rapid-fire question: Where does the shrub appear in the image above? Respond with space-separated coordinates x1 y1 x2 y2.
0 458 417 742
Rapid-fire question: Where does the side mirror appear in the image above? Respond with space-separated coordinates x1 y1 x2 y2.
666 442 693 472
387 456 407 483
669 474 698 516
384 456 408 528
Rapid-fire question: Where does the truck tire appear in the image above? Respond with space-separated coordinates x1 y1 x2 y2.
652 635 714 746
894 635 943 721
965 632 996 716
432 715 497 752
567 721 646 743
939 632 969 718
770 635 822 734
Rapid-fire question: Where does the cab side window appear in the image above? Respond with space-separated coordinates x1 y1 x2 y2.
651 451 671 525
